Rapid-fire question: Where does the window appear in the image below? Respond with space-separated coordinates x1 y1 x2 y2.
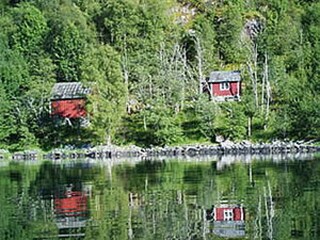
224 209 234 221
220 82 230 90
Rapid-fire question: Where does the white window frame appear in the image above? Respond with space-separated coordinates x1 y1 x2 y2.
220 82 230 91
223 209 234 221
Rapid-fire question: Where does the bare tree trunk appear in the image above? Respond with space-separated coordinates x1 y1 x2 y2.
265 56 271 121
248 116 252 137
267 180 274 240
257 196 262 240
128 204 133 239
195 35 204 95
157 42 195 112
105 134 111 146
194 35 215 101
123 62 130 113
261 61 265 113
253 43 258 108
247 42 259 108
265 54 270 129
121 34 131 114
143 114 147 131
180 47 188 111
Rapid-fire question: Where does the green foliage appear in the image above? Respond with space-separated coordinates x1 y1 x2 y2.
10 2 48 56
191 95 217 141
81 44 127 145
215 103 247 140
143 105 183 146
4 156 320 239
44 1 94 82
215 1 246 63
124 102 183 147
0 0 319 150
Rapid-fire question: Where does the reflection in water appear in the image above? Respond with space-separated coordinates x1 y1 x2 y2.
206 203 245 238
54 185 90 238
1 154 320 239
216 152 314 170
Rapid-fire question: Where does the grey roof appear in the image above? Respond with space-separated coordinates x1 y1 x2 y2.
56 217 87 229
208 70 241 83
213 221 245 238
51 82 91 100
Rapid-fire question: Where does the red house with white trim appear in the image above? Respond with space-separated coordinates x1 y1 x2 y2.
51 82 91 119
206 204 246 238
206 204 245 222
215 205 244 221
203 70 241 101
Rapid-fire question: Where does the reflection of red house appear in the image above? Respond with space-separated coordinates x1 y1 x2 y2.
203 71 241 102
213 205 245 221
54 191 88 217
51 82 91 119
207 204 245 221
206 204 246 238
54 190 88 238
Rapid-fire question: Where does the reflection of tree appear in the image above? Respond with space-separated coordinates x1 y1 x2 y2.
54 188 89 238
2 156 320 239
27 162 96 239
110 157 320 240
0 163 55 240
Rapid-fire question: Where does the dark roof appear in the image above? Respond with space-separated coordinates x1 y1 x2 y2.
208 70 241 83
51 82 91 100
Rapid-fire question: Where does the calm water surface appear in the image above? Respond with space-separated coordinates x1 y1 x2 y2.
1 154 320 240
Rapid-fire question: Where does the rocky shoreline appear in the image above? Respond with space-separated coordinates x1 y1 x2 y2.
3 140 320 161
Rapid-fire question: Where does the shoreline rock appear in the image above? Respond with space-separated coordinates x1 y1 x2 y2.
2 141 320 162
0 140 320 161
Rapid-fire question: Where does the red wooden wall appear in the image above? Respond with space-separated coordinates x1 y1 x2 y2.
55 191 87 216
51 99 87 118
215 207 244 221
211 82 240 97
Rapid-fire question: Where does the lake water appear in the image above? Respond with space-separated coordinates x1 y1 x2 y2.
1 154 320 239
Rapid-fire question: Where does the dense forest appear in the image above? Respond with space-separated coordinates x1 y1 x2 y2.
0 0 319 151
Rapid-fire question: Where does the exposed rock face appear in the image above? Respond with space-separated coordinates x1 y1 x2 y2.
244 18 263 39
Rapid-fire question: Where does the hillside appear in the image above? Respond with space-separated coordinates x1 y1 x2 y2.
0 0 319 150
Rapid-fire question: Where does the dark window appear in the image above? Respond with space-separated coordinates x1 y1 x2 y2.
220 82 230 90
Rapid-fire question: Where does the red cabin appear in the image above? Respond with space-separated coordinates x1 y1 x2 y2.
54 191 88 217
54 190 88 232
203 70 241 101
51 82 91 119
206 204 246 238
207 204 245 221
213 205 245 221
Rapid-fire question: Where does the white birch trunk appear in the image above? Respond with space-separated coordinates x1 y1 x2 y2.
195 35 204 95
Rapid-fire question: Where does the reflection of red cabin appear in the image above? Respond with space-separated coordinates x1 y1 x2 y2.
214 205 245 221
207 204 245 221
206 204 246 238
203 71 241 102
51 82 91 119
54 191 88 217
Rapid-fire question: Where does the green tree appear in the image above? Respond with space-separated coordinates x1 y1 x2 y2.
126 102 183 147
0 38 38 150
215 103 247 140
10 2 48 57
43 0 94 82
81 44 127 145
215 1 245 64
192 95 218 142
